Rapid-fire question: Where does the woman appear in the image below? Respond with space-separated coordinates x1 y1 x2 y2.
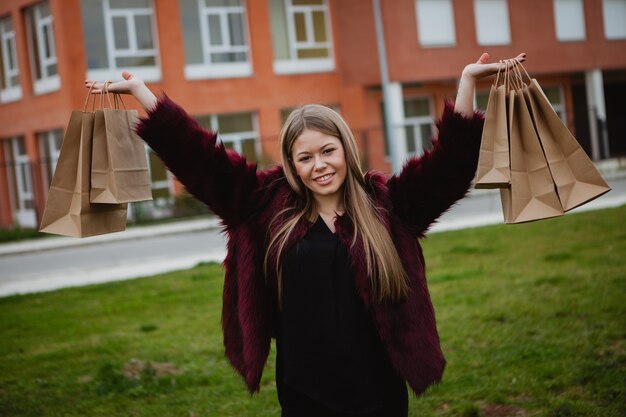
86 52 525 417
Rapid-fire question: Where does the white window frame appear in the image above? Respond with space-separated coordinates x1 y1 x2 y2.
602 0 626 40
554 0 586 41
38 129 63 189
4 137 37 227
0 16 22 103
27 2 60 95
403 96 435 156
415 0 457 47
274 0 335 75
473 0 511 46
185 0 252 80
87 0 161 83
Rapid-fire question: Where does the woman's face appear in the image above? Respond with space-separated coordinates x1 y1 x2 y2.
291 129 347 201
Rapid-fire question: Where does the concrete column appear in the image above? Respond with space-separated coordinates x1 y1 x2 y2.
585 69 610 160
387 82 408 171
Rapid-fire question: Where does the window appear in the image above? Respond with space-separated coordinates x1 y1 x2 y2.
269 0 334 74
0 15 21 103
543 86 566 122
146 147 173 200
415 0 456 47
80 0 160 82
403 97 434 155
180 0 251 79
196 112 259 162
476 90 490 112
25 1 60 95
554 0 586 41
603 0 626 39
37 129 63 188
474 0 511 45
3 136 37 227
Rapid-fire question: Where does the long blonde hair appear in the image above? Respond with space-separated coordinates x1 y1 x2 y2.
264 104 409 305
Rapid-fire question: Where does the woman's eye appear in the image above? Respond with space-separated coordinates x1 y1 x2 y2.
298 156 311 162
323 148 335 154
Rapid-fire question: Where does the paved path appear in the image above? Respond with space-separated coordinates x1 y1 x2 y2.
1 171 625 298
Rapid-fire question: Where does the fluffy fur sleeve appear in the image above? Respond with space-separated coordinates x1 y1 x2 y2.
135 95 262 227
387 102 484 236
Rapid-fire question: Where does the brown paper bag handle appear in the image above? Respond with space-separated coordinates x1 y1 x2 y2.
494 61 503 87
113 93 128 110
83 83 97 113
515 61 532 84
100 81 114 109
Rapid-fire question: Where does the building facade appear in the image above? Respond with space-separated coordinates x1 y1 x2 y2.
1 0 625 228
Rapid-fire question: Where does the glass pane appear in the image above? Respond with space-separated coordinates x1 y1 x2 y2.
208 14 223 46
16 138 26 155
53 130 63 149
134 15 154 49
293 0 324 5
110 0 150 8
7 40 15 69
228 13 245 46
152 187 170 199
543 86 561 104
222 141 235 150
43 25 53 58
312 11 327 42
195 115 212 130
218 112 253 133
269 0 289 60
47 63 57 76
476 91 489 111
296 47 328 58
421 124 434 151
26 9 42 80
80 0 110 69
115 56 156 67
294 12 307 42
10 75 19 87
39 1 51 17
210 51 246 63
206 0 242 6
179 0 203 65
113 16 130 49
25 199 34 209
3 17 13 31
405 125 416 154
241 139 257 162
149 152 168 181
20 164 30 192
404 97 430 117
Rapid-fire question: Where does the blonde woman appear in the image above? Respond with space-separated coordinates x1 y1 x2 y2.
86 52 525 417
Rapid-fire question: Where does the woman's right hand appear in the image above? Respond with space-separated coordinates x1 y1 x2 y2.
85 71 157 111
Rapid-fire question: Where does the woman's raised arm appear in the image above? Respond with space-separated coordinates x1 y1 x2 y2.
388 53 525 236
85 72 267 228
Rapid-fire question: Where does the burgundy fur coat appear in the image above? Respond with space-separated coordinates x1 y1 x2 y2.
136 96 484 397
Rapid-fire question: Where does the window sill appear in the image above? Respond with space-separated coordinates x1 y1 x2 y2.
0 87 22 104
184 63 252 80
273 59 335 75
87 67 162 83
33 76 60 96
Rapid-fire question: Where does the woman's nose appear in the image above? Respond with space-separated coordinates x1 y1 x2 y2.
314 155 326 170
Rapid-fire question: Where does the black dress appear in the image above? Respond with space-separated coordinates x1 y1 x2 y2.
276 216 408 417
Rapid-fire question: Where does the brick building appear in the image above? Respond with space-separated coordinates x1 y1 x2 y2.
1 0 625 228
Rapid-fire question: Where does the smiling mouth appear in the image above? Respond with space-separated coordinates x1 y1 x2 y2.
314 173 335 184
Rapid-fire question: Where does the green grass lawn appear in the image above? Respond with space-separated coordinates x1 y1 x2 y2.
1 206 624 417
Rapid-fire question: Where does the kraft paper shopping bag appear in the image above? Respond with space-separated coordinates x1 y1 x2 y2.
90 83 152 204
40 88 128 237
499 68 564 224
517 65 611 211
475 64 510 188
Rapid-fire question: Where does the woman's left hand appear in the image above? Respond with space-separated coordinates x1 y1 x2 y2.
462 52 526 81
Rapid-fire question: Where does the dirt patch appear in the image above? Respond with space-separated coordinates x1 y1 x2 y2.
481 404 528 417
123 358 183 380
